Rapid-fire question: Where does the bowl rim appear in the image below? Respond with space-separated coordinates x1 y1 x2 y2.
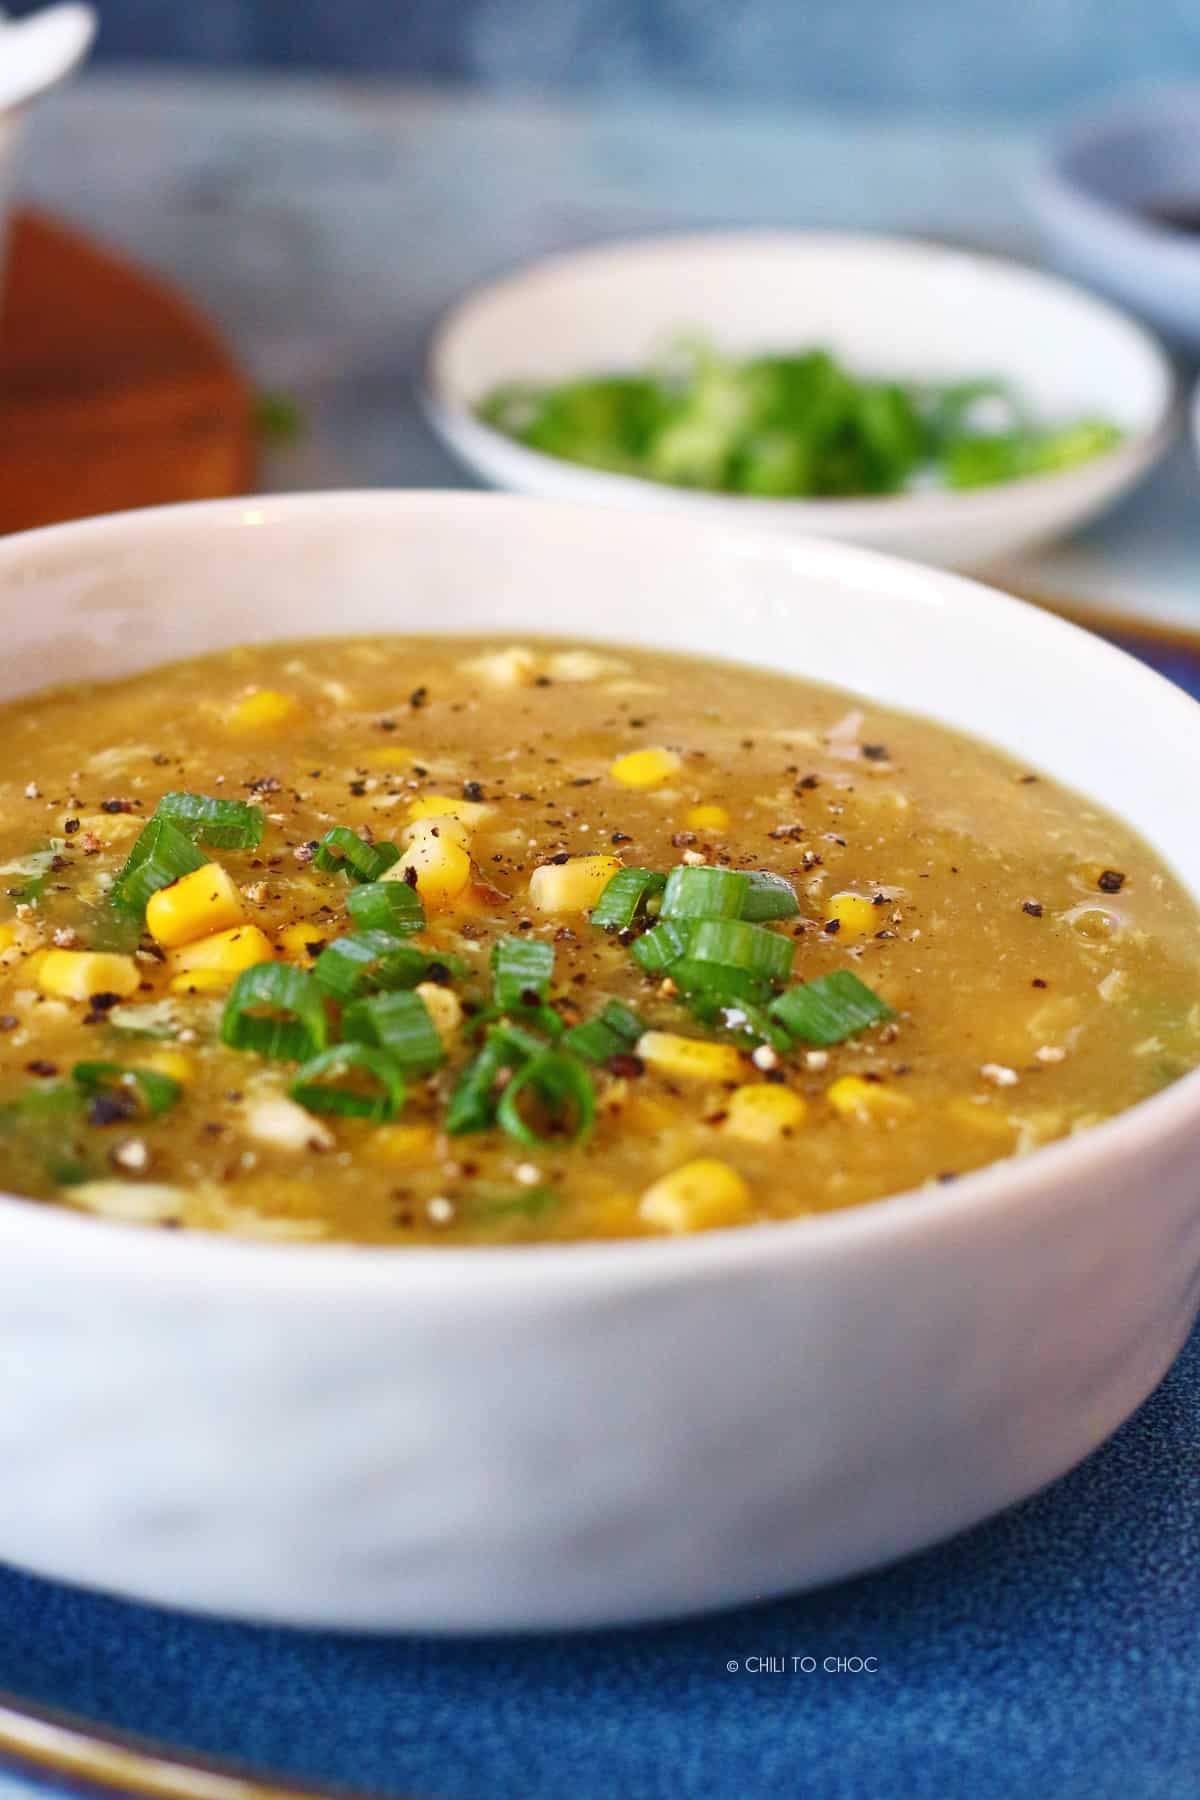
420 226 1176 526
1038 82 1200 253
1 487 1199 1295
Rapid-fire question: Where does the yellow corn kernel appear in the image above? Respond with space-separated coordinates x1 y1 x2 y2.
226 688 302 731
408 793 491 828
360 745 416 770
387 826 473 907
461 645 537 688
399 813 472 851
169 968 234 995
639 1158 753 1234
623 1093 676 1134
636 1030 744 1084
609 746 682 789
945 1096 1016 1141
167 923 275 980
145 862 244 949
827 891 881 942
724 1083 808 1143
827 1075 915 1122
685 803 730 832
528 853 622 915
277 920 333 965
367 1121 437 1163
139 1049 194 1084
416 980 463 1044
37 950 140 1002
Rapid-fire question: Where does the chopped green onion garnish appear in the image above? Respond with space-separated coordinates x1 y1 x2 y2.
72 1060 181 1118
312 827 401 884
660 864 750 921
468 1001 564 1041
563 999 645 1064
342 989 445 1075
740 870 800 922
0 843 62 905
495 1050 596 1147
345 879 425 935
686 917 795 984
472 1184 560 1220
492 934 555 1010
630 918 690 974
154 792 265 850
112 817 206 914
290 1044 405 1121
769 970 894 1044
446 1030 519 1135
221 963 328 1060
313 930 448 1002
589 867 667 931
671 960 771 1007
0 1081 89 1185
690 998 792 1054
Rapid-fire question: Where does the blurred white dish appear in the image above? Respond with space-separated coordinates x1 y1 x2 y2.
1035 86 1200 358
423 231 1174 571
1 492 1200 1632
0 5 94 270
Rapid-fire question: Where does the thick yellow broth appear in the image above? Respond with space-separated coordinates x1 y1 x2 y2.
0 633 1195 1244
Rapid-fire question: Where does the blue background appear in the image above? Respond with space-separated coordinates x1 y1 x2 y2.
16 0 1200 117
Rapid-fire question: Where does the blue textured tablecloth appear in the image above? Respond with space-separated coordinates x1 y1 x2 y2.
0 623 1196 1800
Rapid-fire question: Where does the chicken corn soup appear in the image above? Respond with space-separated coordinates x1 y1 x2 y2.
0 635 1196 1244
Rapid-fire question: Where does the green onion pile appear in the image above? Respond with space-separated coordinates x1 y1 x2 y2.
477 342 1121 498
5 792 900 1171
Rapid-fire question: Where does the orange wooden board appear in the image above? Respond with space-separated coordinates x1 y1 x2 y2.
0 210 255 533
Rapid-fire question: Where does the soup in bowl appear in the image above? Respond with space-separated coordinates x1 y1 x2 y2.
0 492 1198 1630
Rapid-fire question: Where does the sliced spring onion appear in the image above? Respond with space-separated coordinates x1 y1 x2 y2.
492 934 555 1010
495 1050 596 1147
660 864 750 921
589 867 667 931
686 917 795 984
342 989 445 1075
489 1017 561 1062
468 1001 564 1041
671 960 771 1007
2 843 62 905
769 970 895 1045
112 817 207 914
290 1044 405 1121
630 918 690 974
0 1081 89 1185
740 870 801 922
154 792 265 850
221 963 328 1060
445 1030 519 1135
472 1184 559 1219
690 997 792 1054
71 1061 181 1118
564 999 645 1064
312 827 401 884
313 931 441 1002
345 879 425 935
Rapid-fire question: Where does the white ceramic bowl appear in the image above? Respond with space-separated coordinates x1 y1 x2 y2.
0 5 95 270
422 232 1176 572
3 492 1200 1634
1034 86 1200 357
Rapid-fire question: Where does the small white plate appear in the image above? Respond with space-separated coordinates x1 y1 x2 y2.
424 231 1175 571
